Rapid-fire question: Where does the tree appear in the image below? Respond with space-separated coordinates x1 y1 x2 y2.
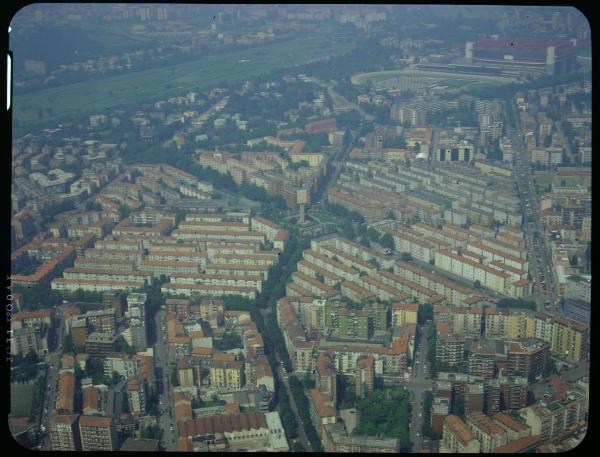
569 255 578 266
380 233 395 251
85 201 102 212
400 252 413 261
215 331 243 350
63 334 74 354
291 442 305 452
473 280 481 289
114 335 136 355
497 298 536 310
141 425 163 440
450 397 465 419
354 386 411 451
171 368 180 387
417 303 433 325
11 350 40 382
118 204 132 220
542 359 556 379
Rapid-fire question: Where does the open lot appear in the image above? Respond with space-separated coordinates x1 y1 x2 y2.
13 32 356 132
533 171 555 190
10 382 35 417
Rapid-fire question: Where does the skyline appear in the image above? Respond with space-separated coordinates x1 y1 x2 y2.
7 4 591 453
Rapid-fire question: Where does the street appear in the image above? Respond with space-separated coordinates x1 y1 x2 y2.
154 308 178 451
40 306 66 449
505 101 560 315
404 324 434 453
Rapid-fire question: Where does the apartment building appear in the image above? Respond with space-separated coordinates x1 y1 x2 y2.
210 359 243 390
391 303 418 327
327 187 386 223
340 281 376 303
85 308 117 336
49 414 81 451
177 412 277 452
211 252 277 267
161 282 257 299
388 228 439 263
103 354 142 380
315 352 337 404
506 339 550 379
316 245 377 275
338 309 370 340
466 411 508 452
10 326 46 357
412 222 469 248
56 371 75 414
492 412 531 441
78 416 118 451
62 267 151 285
309 388 337 439
484 308 537 340
127 377 147 416
550 316 588 362
288 297 327 332
355 355 375 399
297 260 343 288
441 415 481 453
468 340 503 378
435 249 512 295
84 332 115 357
11 308 54 329
276 298 316 374
497 376 528 412
290 271 339 299
302 249 360 282
358 275 410 303
82 386 100 416
51 278 140 292
394 260 472 306
436 322 466 366
523 390 586 441
450 306 483 339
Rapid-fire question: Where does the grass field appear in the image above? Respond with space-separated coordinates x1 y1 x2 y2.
13 32 356 132
10 382 35 417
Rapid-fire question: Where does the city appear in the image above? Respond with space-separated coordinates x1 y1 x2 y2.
8 4 591 453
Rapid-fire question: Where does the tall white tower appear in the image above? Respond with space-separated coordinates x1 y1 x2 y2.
465 42 474 63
